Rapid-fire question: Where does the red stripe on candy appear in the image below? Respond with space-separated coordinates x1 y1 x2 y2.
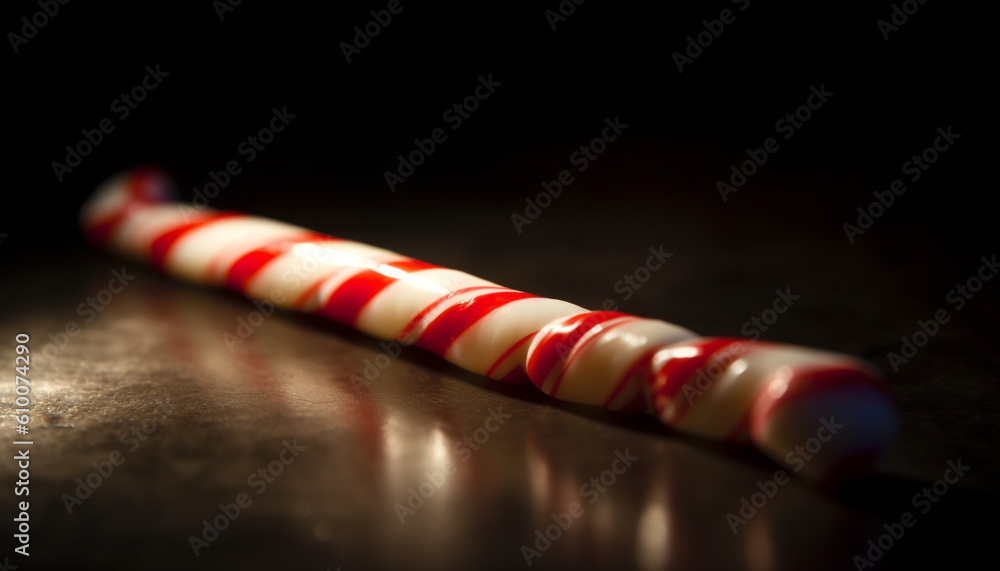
220 232 333 292
415 291 536 357
321 259 438 326
397 286 497 343
295 271 339 309
148 213 241 269
602 348 658 409
525 311 627 390
548 316 639 397
665 339 760 425
225 250 280 292
485 331 536 380
85 170 160 247
653 338 746 402
126 167 160 199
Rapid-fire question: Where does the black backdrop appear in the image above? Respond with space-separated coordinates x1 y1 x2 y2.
5 0 990 251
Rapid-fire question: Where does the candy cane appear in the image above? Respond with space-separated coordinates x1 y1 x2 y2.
80 167 898 484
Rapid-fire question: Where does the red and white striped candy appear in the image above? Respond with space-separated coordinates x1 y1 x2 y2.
80 168 898 483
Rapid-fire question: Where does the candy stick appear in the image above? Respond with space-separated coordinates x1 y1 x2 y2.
80 167 898 484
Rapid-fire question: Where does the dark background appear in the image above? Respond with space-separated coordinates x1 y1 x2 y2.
3 1 997 570
5 0 991 249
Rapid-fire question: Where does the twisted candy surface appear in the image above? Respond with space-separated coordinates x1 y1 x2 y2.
81 168 898 483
